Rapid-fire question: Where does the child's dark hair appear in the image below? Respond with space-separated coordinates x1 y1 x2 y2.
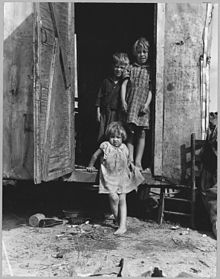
105 121 127 142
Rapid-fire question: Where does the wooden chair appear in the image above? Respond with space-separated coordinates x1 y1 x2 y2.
157 133 205 228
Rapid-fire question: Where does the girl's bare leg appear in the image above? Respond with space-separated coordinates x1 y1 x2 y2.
114 194 127 235
127 132 134 163
109 193 119 224
135 128 146 170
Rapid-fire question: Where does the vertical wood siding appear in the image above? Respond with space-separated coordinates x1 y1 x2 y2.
34 3 74 182
162 3 206 182
3 3 34 179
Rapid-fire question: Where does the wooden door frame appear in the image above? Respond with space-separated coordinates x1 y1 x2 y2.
153 3 165 176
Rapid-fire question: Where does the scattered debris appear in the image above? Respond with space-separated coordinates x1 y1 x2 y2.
117 258 124 277
39 219 63 228
179 230 190 236
190 267 200 273
198 259 210 268
29 213 46 227
52 252 64 259
29 213 63 228
151 267 166 277
171 225 180 230
2 214 217 277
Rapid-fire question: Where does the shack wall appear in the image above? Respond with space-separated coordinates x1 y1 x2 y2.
3 3 34 179
162 3 206 182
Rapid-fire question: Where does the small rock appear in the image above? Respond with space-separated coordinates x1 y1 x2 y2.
151 267 166 277
52 252 63 259
171 226 180 230
179 230 189 235
190 267 200 273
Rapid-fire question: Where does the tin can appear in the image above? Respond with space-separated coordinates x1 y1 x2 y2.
29 213 46 227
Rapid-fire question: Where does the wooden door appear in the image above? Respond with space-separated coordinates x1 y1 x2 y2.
3 2 34 180
33 2 75 183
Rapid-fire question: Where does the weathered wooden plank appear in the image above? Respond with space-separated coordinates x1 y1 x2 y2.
32 3 75 183
48 3 70 88
3 2 34 180
162 3 206 182
33 3 42 183
43 46 74 180
154 3 165 176
42 38 58 180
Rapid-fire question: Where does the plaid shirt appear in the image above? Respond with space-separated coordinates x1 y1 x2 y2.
123 63 152 127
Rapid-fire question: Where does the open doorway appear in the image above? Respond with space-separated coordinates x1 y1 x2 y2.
74 3 156 170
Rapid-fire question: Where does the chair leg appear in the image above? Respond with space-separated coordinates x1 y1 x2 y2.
191 200 195 229
191 187 196 229
158 188 165 225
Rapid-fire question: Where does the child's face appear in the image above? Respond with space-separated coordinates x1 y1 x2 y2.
113 63 126 78
136 47 148 65
109 135 123 147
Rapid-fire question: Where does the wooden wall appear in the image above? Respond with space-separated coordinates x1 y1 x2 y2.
162 3 206 182
3 3 34 179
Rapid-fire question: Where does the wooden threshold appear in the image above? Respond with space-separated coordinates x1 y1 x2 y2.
63 168 173 186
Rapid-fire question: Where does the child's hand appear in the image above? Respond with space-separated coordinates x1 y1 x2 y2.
86 166 97 172
122 101 128 112
97 111 101 122
139 104 149 115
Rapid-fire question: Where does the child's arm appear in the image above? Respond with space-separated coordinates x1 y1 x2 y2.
96 106 101 122
121 79 128 112
86 148 102 172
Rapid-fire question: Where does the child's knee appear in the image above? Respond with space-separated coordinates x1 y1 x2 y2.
138 128 146 138
119 194 126 204
109 193 119 203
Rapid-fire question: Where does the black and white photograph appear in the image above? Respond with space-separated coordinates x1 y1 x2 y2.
2 1 218 277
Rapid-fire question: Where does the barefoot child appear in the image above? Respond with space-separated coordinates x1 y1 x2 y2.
121 37 152 172
87 122 144 234
96 53 130 142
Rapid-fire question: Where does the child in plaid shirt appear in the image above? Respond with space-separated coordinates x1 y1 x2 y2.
121 37 152 172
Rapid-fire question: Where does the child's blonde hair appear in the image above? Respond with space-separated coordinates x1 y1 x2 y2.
105 121 127 141
133 37 149 56
112 52 130 67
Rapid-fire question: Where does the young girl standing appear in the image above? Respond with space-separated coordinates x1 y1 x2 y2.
87 121 144 235
96 53 130 142
121 37 152 172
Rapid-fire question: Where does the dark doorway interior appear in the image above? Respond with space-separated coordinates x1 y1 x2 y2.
75 3 156 169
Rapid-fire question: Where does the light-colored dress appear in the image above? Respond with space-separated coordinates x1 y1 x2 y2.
124 63 151 128
99 141 144 194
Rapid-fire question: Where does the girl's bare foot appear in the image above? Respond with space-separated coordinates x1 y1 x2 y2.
114 227 127 235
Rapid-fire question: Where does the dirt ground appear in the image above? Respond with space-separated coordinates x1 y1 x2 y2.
2 181 217 277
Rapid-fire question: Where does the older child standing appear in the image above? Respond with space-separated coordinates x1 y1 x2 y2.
121 37 152 172
87 122 144 235
96 53 130 142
